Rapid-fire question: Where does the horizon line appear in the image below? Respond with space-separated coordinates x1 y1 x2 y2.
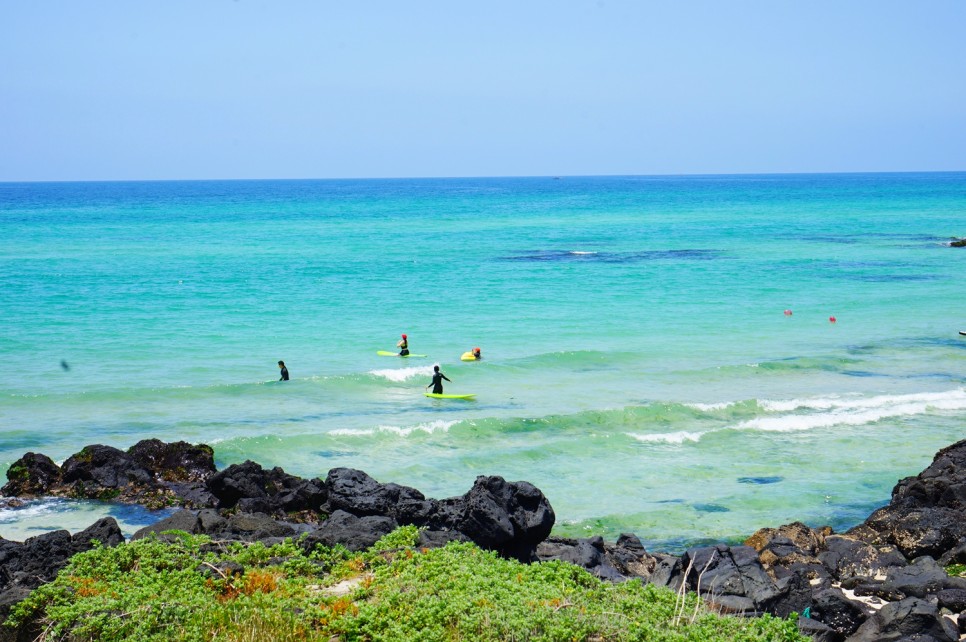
2 168 965 185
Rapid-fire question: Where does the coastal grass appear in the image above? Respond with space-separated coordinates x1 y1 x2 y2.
6 527 806 642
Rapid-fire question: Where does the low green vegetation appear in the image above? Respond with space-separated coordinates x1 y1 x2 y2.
6 527 806 641
947 564 966 577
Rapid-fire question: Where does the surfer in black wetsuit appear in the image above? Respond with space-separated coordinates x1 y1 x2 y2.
426 365 451 394
397 333 410 356
278 360 289 381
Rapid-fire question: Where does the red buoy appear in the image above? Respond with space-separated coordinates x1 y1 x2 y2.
784 309 793 316
829 316 837 323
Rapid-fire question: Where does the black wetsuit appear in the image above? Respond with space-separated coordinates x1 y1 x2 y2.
399 340 409 356
429 371 451 394
279 367 289 381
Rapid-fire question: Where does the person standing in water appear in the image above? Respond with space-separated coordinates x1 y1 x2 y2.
426 365 451 394
278 360 289 381
397 333 409 356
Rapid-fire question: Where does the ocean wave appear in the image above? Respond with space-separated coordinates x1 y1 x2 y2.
739 388 966 433
684 401 737 412
329 419 459 438
625 430 705 445
367 365 435 383
759 388 966 413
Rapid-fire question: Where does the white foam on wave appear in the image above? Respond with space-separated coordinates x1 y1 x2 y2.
0 499 58 524
741 388 966 433
626 430 704 445
368 365 435 383
330 419 459 438
759 389 966 413
569 251 598 255
685 401 736 412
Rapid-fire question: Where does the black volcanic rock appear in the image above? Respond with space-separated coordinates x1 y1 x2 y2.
452 476 555 563
746 521 831 580
536 533 656 582
322 470 555 563
818 535 908 582
672 544 782 615
810 587 870 639
324 467 423 518
416 529 471 549
849 438 966 560
132 509 204 540
71 517 125 553
207 461 269 509
846 596 959 642
2 440 218 509
1 453 62 497
61 444 152 490
127 439 215 482
207 460 325 515
0 518 124 592
853 556 966 602
302 510 397 552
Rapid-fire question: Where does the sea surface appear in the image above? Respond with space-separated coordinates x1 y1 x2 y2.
1 173 965 550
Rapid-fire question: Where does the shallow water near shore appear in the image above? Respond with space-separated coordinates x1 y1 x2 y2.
2 173 965 550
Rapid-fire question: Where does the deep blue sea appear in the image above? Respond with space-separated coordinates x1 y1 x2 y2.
1 173 965 550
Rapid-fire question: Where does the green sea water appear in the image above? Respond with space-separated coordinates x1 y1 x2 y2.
1 173 964 550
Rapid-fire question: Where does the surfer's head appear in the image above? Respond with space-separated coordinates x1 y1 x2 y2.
402 334 407 339
433 365 440 372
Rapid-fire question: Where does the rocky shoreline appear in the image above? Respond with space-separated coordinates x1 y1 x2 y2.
2 438 966 641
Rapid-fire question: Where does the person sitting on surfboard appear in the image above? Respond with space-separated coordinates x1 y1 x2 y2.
427 365 451 394
278 360 289 381
397 334 409 356
472 347 481 360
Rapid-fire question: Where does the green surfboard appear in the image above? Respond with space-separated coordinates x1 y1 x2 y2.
425 393 476 400
377 351 427 357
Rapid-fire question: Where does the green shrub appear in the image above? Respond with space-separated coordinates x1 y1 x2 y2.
5 529 806 642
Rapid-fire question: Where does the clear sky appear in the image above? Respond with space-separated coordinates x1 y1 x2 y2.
2 1 964 181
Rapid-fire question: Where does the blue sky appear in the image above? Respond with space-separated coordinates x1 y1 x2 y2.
2 1 964 181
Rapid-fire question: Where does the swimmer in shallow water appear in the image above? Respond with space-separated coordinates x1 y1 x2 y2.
278 360 289 381
426 365 451 394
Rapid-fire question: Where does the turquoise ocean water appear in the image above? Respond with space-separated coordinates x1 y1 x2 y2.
1 173 964 550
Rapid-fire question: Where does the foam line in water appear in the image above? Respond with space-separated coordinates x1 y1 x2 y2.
739 388 966 433
0 499 59 524
368 365 435 382
329 419 459 437
759 388 966 413
626 430 705 445
684 401 738 412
